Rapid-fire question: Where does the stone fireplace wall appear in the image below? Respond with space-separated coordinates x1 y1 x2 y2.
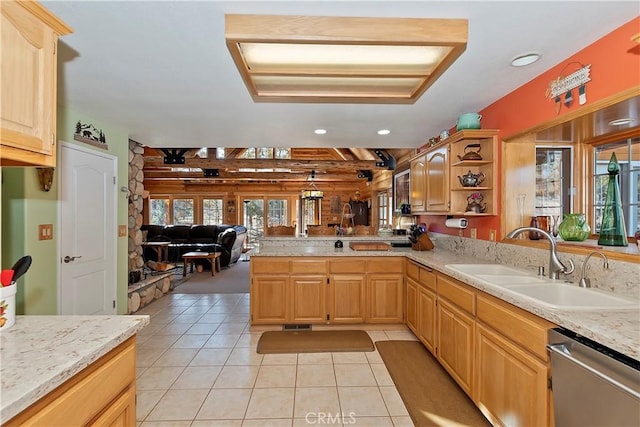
127 140 146 277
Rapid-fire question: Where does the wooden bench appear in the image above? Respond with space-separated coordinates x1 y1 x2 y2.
182 252 221 277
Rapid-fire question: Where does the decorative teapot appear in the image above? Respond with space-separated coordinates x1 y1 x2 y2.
458 170 485 187
457 143 483 161
465 192 487 213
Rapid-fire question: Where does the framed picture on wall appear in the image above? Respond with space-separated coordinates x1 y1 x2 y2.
393 169 410 212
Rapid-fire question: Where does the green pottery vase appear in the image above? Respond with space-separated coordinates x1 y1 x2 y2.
558 213 591 241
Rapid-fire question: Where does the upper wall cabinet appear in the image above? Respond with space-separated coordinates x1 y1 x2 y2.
409 129 498 216
0 0 72 167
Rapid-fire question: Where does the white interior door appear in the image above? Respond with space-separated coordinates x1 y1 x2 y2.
59 143 117 314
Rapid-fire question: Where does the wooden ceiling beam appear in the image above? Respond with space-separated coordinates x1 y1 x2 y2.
144 171 362 181
143 157 386 171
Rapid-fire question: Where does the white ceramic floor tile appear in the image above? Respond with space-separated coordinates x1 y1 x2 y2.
337 386 389 417
370 363 394 386
245 388 295 419
296 364 337 387
384 331 418 341
365 350 384 364
196 388 252 420
157 323 192 335
136 390 166 421
293 387 341 419
151 348 199 367
146 389 209 421
334 364 377 387
255 365 297 388
379 386 409 417
191 420 242 427
349 416 394 426
137 366 184 390
331 352 369 364
189 347 233 366
297 352 333 365
173 313 204 323
242 419 293 427
213 365 260 388
199 313 229 323
171 334 211 349
261 353 298 365
216 322 249 334
171 366 222 389
140 421 192 427
139 334 182 349
391 415 414 426
137 347 166 368
204 334 241 348
226 346 265 365
186 323 221 334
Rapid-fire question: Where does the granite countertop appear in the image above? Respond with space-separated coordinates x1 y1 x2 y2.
0 315 150 422
252 245 640 361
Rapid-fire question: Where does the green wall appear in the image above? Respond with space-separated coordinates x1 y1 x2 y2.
0 106 130 314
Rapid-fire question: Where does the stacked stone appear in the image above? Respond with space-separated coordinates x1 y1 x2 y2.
127 140 147 277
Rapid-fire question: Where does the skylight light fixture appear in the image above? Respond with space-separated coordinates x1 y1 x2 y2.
314 129 327 135
225 14 468 104
377 129 391 135
511 53 540 67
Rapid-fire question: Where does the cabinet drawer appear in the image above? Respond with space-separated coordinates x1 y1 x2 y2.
291 259 327 274
8 338 136 426
419 267 436 291
330 258 366 274
252 258 289 274
437 274 475 315
477 294 554 360
367 258 403 273
406 260 420 281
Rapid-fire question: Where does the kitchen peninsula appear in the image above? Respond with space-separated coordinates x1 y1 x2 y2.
251 234 639 360
0 315 149 424
252 233 639 426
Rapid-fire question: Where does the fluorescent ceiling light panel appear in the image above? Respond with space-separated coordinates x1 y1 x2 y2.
226 14 468 104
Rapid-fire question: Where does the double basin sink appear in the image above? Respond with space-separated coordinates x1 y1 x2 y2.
445 264 638 310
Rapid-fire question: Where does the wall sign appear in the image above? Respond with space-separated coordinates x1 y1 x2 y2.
546 63 591 113
74 120 108 150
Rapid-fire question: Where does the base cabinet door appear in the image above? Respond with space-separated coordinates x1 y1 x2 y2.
417 286 437 355
291 275 326 323
475 324 550 427
405 278 418 333
89 386 135 427
366 274 403 323
329 274 366 323
251 276 289 324
437 298 474 395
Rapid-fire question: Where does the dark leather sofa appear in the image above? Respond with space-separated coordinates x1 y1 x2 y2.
141 224 247 268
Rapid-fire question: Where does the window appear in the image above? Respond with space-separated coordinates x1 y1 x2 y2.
203 198 224 225
535 147 572 217
592 137 639 235
173 199 194 225
377 191 390 229
267 199 288 226
149 198 170 225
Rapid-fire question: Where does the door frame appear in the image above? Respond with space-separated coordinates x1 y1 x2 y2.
57 141 118 313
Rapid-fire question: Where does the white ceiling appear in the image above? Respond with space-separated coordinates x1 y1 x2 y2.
43 1 638 150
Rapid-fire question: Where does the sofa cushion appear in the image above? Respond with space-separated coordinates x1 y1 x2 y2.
190 225 219 243
164 225 191 243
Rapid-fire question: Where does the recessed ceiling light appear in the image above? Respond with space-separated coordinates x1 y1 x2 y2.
608 118 633 126
314 129 327 135
377 129 391 135
511 53 540 67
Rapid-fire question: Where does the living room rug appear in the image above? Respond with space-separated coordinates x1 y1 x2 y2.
376 340 490 427
172 260 249 294
257 330 374 354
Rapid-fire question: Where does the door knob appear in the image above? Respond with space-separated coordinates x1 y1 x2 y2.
63 255 82 263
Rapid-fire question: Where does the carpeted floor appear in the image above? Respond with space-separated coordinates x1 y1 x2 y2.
257 330 375 354
172 258 250 294
376 340 490 427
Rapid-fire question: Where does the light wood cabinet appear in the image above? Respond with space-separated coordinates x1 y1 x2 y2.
251 256 404 325
410 154 427 212
425 146 450 213
5 337 136 426
437 296 474 395
417 284 437 355
0 0 72 167
405 277 418 332
406 260 437 355
474 293 554 426
448 129 499 216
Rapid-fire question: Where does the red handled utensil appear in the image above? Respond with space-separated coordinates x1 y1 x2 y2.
1 270 14 286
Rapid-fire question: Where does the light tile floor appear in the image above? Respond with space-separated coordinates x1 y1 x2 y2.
135 292 418 426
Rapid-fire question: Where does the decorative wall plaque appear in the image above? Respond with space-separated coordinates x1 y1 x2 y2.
73 120 108 150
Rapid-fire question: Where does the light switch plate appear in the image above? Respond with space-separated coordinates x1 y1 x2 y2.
119 225 127 237
489 229 496 241
39 224 53 240
470 228 477 239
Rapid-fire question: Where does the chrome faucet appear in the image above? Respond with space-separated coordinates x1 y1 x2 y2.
506 227 575 280
578 251 609 288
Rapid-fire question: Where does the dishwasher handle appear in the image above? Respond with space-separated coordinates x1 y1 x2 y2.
548 343 640 400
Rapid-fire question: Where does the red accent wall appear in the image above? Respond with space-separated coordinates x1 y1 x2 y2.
423 16 640 241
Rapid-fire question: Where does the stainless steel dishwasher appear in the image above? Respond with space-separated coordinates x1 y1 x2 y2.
548 328 640 426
